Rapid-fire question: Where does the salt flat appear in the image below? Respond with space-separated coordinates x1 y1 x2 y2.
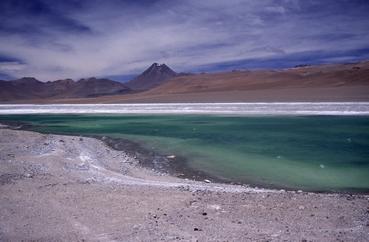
1 102 369 115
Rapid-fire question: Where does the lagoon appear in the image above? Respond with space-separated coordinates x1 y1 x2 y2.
1 114 368 192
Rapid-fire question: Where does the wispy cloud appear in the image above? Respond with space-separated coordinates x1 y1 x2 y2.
0 0 368 81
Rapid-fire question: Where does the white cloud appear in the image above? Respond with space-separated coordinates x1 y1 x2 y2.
0 0 368 81
0 61 27 72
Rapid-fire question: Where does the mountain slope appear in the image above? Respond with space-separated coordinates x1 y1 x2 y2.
126 63 177 90
144 61 369 95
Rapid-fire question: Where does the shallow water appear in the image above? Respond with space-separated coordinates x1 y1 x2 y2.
1 114 369 192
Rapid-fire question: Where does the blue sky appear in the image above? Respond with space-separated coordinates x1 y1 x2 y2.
0 0 368 81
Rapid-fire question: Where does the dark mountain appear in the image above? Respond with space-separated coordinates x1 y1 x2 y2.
66 77 131 98
0 77 48 100
0 77 130 101
126 63 178 90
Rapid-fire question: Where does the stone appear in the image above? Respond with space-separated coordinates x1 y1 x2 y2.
25 173 33 178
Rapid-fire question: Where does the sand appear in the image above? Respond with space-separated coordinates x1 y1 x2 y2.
0 128 368 241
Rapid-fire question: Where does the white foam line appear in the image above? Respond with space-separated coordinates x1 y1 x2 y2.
0 103 369 115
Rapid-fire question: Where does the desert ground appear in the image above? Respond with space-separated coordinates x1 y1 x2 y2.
40 85 369 104
0 127 368 241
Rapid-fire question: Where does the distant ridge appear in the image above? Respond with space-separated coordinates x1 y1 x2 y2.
0 77 130 101
126 63 177 90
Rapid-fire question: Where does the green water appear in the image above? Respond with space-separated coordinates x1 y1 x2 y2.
1 114 369 192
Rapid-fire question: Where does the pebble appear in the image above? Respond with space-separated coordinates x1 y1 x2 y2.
208 204 221 210
25 173 33 178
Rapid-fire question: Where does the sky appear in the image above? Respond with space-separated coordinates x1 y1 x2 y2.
0 0 369 81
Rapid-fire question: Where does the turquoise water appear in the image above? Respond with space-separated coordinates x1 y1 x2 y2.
1 114 369 192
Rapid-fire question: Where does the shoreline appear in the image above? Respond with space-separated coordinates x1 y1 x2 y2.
94 135 238 185
1 127 369 241
1 120 369 194
3 121 368 194
46 134 369 194
1 120 241 189
0 124 271 193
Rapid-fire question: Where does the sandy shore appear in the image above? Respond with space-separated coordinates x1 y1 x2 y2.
0 128 368 241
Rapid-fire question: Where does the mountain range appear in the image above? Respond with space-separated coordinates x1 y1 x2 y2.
0 77 131 101
0 61 369 103
0 63 179 102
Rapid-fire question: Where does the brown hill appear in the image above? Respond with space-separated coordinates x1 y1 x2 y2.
144 61 369 95
126 63 177 90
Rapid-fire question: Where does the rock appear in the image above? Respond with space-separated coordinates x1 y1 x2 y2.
204 179 211 183
25 173 33 178
166 155 176 159
346 195 354 201
298 205 305 210
202 212 207 216
0 124 8 128
208 204 221 210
